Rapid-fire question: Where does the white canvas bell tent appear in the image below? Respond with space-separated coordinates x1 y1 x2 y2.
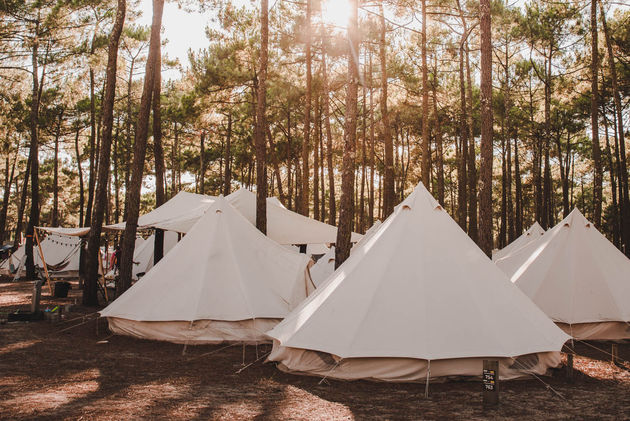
106 191 217 234
100 196 315 345
310 220 382 288
267 183 569 382
492 222 545 261
105 188 362 247
1 232 81 277
495 208 630 340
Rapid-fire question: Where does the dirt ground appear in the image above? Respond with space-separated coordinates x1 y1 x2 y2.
1 278 629 420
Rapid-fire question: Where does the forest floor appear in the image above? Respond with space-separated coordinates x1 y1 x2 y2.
0 278 629 420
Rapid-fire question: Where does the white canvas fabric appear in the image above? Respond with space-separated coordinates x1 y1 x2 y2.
496 209 630 336
267 183 569 380
271 344 562 382
106 191 217 233
1 233 81 276
106 188 361 246
310 221 382 287
100 196 314 344
226 188 363 245
492 222 545 261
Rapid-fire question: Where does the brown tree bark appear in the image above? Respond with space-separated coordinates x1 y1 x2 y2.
314 90 320 221
590 0 602 228
600 1 629 254
322 35 336 225
335 0 359 268
199 131 205 194
52 109 63 226
25 21 41 280
432 55 444 204
153 37 165 264
84 0 126 306
478 0 493 255
457 46 468 231
74 126 84 227
514 133 523 235
254 0 269 233
223 113 232 195
301 0 312 217
118 0 164 294
368 53 375 226
0 142 16 243
379 0 394 217
421 0 430 188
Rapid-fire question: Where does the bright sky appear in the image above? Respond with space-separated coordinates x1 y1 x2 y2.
137 0 217 80
137 0 354 80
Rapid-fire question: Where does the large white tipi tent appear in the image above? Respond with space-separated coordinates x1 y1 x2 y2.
492 222 545 261
100 197 314 345
267 183 569 382
1 233 81 277
496 209 630 340
310 220 382 288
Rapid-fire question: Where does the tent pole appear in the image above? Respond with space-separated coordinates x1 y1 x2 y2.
34 229 53 295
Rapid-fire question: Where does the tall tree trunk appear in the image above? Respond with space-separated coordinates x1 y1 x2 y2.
432 56 444 204
322 36 336 225
25 22 41 280
314 90 320 221
286 109 293 209
153 38 165 263
478 0 493 255
85 66 96 227
74 126 84 227
113 121 120 222
507 124 514 242
457 46 468 231
379 0 394 217
266 125 284 201
13 153 30 249
465 40 478 241
123 54 135 219
335 0 359 268
604 114 619 246
199 131 205 194
600 0 629 254
319 115 326 220
0 142 17 243
359 60 366 231
590 0 602 228
223 114 232 195
421 0 430 188
84 0 126 305
119 0 163 294
301 0 312 217
171 121 178 197
255 0 269 233
368 53 375 226
542 51 552 229
514 133 523 234
52 109 63 226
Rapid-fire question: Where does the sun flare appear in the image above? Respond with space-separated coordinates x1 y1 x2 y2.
321 0 353 29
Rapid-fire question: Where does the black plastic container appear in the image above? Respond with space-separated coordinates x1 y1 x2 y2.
53 281 72 298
